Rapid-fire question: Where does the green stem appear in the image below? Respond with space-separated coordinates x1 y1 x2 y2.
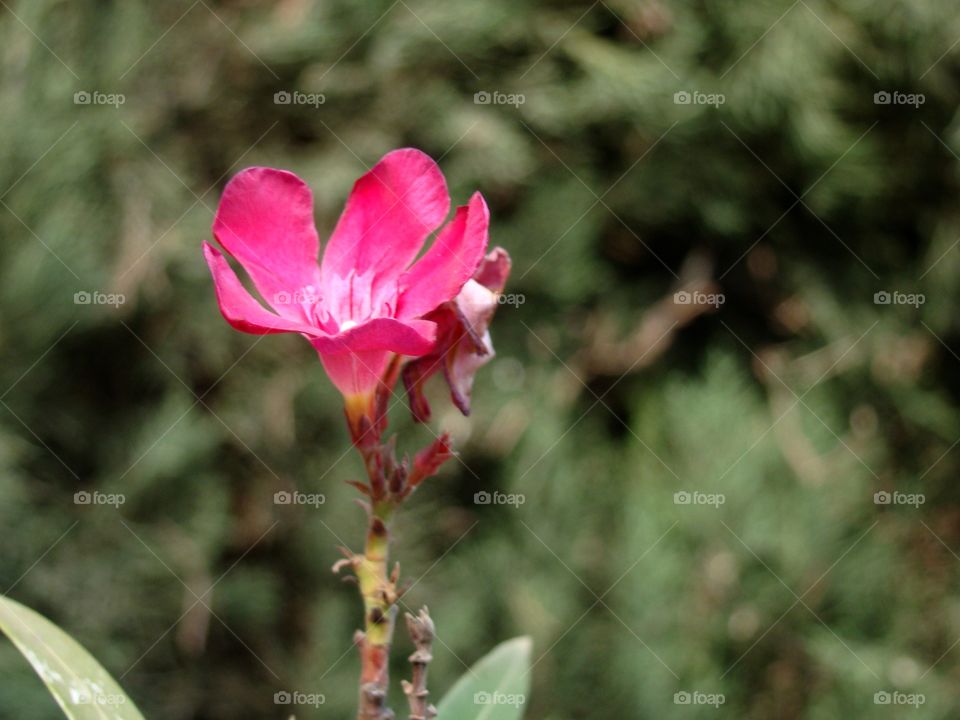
356 501 397 720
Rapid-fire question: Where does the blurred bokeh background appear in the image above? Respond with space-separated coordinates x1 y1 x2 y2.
2 0 960 717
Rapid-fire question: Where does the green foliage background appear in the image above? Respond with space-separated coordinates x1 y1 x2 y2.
2 0 960 717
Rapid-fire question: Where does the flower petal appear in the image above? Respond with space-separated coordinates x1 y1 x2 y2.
396 192 490 320
212 167 322 316
320 350 393 398
319 149 450 294
308 317 437 355
400 254 509 423
314 317 436 398
445 329 495 415
474 246 511 294
203 242 321 336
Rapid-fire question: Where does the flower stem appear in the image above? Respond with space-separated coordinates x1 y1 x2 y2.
341 419 454 719
355 500 398 720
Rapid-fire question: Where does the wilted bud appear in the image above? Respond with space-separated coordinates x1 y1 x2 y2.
403 248 511 422
408 433 455 489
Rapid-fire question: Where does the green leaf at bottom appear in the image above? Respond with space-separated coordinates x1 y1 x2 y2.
0 595 146 719
437 636 532 720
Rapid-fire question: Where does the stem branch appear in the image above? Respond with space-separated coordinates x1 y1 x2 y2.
402 607 437 720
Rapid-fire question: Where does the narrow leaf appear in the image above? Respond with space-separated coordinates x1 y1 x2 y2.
0 595 146 720
437 636 531 720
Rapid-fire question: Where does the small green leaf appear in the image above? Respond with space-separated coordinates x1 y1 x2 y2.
0 595 146 719
437 636 532 720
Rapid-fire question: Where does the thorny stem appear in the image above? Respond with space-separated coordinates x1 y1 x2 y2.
336 392 454 720
354 500 398 720
402 608 437 720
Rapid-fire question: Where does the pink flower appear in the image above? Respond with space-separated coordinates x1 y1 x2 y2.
403 247 511 422
203 149 490 426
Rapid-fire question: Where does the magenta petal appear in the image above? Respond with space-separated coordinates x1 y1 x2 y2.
309 317 437 355
445 329 495 415
396 192 490 320
474 246 511 294
212 167 322 315
402 355 436 423
315 317 437 398
400 246 512 423
320 350 392 397
203 242 319 336
319 149 450 292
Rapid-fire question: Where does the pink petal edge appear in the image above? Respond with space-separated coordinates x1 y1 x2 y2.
319 149 450 292
396 191 490 321
309 317 437 355
212 167 322 317
203 242 318 336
